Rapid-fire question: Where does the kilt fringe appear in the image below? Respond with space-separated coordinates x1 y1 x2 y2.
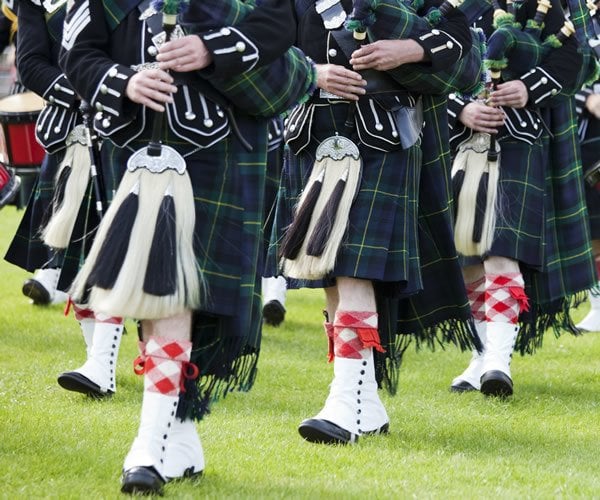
177 335 259 421
377 292 479 395
376 317 479 395
516 291 586 355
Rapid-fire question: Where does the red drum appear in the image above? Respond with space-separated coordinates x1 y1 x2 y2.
0 92 46 169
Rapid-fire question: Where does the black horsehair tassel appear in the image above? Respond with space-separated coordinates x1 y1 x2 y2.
281 168 325 260
143 189 177 296
472 170 489 243
51 165 72 214
452 167 465 222
87 183 139 289
306 168 349 257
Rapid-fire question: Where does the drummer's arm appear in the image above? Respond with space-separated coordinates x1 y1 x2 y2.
59 0 137 119
16 0 77 109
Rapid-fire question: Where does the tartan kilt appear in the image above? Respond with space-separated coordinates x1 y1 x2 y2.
502 102 595 352
4 152 62 272
267 96 477 393
581 136 600 239
486 136 546 269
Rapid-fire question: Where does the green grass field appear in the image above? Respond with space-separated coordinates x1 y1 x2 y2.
1 205 599 499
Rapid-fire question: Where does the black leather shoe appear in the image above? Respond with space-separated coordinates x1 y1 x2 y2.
57 371 112 398
121 466 165 495
22 279 51 305
263 300 285 327
298 418 357 444
480 370 513 397
450 380 478 392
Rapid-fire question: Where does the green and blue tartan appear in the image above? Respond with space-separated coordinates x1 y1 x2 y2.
356 0 487 94
267 96 478 394
181 0 317 117
518 99 597 352
485 17 546 80
5 153 62 272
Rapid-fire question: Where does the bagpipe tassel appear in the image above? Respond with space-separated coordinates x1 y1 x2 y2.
143 188 177 296
451 133 500 257
306 168 349 257
282 135 362 280
70 149 202 319
85 181 140 291
472 170 489 244
42 140 91 249
280 168 325 260
451 164 466 222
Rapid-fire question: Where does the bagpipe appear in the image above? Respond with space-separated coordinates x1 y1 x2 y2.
343 0 491 95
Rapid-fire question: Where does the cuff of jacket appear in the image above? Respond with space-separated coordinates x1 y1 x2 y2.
520 66 562 106
412 28 464 71
200 26 259 79
447 92 469 131
90 64 136 118
42 74 77 109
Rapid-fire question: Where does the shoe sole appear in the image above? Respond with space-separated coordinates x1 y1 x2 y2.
121 466 165 496
57 372 112 399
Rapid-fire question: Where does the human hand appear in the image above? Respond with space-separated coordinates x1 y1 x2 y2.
125 69 177 112
458 101 505 133
586 93 600 119
157 35 213 72
350 39 425 71
316 63 366 100
487 80 529 109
